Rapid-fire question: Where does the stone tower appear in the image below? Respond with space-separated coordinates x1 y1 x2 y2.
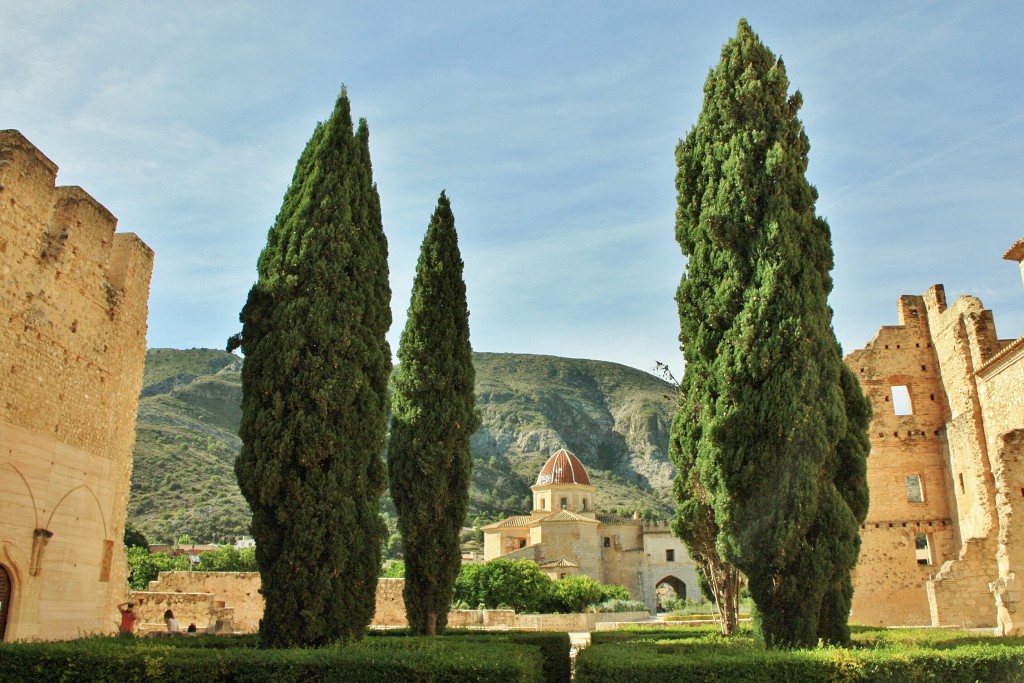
0 130 153 640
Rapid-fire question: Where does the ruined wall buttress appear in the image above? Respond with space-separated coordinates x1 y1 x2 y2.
0 130 153 640
923 287 1001 541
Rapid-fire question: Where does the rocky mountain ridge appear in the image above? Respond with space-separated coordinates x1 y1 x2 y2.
128 349 679 544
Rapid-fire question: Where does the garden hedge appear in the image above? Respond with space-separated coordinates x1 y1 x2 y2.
577 626 1024 682
0 635 545 683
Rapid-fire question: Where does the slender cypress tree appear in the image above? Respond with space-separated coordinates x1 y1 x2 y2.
388 192 480 636
231 89 391 647
671 20 870 648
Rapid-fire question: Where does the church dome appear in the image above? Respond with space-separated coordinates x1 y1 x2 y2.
535 448 591 486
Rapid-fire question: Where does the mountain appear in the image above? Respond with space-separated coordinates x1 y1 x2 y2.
128 349 679 544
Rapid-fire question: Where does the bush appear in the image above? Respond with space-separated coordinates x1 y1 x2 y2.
452 561 632 614
126 547 191 590
453 560 554 612
397 631 571 683
380 560 405 578
552 575 606 613
590 599 648 614
577 626 1024 683
0 635 546 682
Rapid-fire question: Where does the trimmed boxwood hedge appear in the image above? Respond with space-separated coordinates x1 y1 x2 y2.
373 629 571 683
0 635 545 683
577 626 1024 683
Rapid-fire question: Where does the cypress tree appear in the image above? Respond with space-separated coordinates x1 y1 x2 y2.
388 191 480 636
231 89 391 647
671 20 870 648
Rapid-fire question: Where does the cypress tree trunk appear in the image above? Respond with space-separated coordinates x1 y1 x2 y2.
232 89 390 648
388 192 480 636
669 444 740 636
671 20 869 649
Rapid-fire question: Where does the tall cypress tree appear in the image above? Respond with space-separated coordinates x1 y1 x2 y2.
231 89 391 647
388 192 480 636
671 20 870 648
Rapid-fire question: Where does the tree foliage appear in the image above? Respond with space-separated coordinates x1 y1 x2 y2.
670 19 870 648
388 192 480 636
232 89 391 647
126 545 259 591
554 575 611 613
452 560 629 614
123 522 149 549
126 547 190 590
454 560 554 612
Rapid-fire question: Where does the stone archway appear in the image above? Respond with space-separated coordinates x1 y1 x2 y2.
655 575 686 612
0 564 12 641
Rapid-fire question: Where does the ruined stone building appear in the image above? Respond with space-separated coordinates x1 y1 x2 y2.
847 236 1024 634
0 131 153 640
483 448 701 612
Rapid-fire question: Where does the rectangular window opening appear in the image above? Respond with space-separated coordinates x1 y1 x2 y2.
892 385 913 415
915 533 934 565
905 475 924 503
959 473 966 494
603 537 611 548
666 549 675 562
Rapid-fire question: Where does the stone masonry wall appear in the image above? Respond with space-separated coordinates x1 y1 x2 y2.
372 578 407 628
0 130 153 641
137 571 263 633
848 239 1024 633
845 294 956 626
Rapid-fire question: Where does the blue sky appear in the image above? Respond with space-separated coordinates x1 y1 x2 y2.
3 2 1022 377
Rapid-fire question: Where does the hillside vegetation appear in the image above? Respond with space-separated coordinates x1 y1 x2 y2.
128 349 678 544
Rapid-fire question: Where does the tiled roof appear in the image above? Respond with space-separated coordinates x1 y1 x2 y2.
534 510 599 524
596 514 640 526
535 448 592 486
480 515 532 530
538 558 579 569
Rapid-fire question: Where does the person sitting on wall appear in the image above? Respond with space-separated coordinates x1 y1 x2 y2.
117 602 137 637
187 622 197 635
164 609 180 635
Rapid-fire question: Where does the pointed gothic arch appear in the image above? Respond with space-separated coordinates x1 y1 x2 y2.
655 575 687 610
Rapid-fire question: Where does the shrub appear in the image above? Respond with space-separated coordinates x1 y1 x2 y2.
590 599 648 614
453 560 555 612
380 560 405 578
577 626 1024 683
553 575 606 613
0 635 546 682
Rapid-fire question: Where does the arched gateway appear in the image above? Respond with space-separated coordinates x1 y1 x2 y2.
0 564 12 641
656 575 687 610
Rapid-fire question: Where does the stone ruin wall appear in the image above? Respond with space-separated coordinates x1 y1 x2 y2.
0 130 153 640
845 294 957 626
133 571 264 634
848 238 1024 633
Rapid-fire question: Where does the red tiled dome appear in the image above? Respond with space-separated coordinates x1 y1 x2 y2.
535 448 591 486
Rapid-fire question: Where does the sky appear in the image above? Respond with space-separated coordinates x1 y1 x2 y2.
2 2 1022 378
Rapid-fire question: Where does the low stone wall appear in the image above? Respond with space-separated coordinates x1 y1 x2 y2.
130 591 220 635
447 609 517 628
130 573 648 634
511 611 649 632
129 572 260 634
444 609 648 631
